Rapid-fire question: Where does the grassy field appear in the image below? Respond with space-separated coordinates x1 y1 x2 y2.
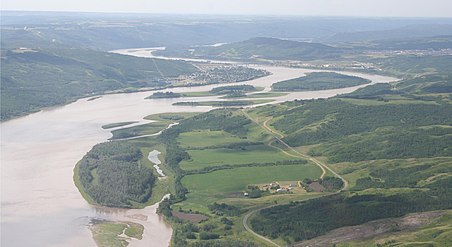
180 145 299 171
180 163 322 211
177 130 248 149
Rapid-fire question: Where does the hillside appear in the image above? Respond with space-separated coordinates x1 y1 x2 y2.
328 24 452 42
246 59 452 245
158 37 345 61
0 47 197 121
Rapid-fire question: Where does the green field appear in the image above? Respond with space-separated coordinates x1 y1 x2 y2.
177 130 248 149
180 145 299 171
181 163 322 206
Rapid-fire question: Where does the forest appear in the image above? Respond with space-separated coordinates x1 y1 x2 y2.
77 142 155 207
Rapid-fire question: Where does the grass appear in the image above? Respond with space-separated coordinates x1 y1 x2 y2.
180 163 322 211
102 121 138 129
124 222 144 240
177 130 248 149
110 112 199 140
110 122 167 140
180 144 301 171
90 221 144 247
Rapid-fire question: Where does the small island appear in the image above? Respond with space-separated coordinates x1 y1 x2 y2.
147 91 182 99
272 72 370 91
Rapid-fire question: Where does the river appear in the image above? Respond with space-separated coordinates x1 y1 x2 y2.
0 48 397 247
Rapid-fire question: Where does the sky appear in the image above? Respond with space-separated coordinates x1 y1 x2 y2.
2 0 452 18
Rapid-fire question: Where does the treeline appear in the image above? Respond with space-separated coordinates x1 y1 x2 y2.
184 160 307 176
148 91 182 99
78 142 155 207
271 72 370 91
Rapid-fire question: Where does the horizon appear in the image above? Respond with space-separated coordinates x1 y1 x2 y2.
2 0 452 18
2 10 452 20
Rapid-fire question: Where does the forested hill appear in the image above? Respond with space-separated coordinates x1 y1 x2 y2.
158 37 345 61
248 59 452 245
0 47 197 121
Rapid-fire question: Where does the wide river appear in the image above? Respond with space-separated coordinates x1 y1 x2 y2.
0 48 397 247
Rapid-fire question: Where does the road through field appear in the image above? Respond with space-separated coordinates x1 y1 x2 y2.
241 109 349 246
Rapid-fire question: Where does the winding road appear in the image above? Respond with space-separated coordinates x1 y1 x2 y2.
240 109 349 246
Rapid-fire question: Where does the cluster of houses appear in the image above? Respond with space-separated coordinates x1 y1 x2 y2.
262 181 296 193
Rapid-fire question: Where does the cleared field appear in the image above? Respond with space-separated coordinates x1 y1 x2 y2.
177 130 247 149
181 163 322 207
180 144 300 170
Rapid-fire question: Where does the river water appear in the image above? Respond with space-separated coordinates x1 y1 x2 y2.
0 48 397 247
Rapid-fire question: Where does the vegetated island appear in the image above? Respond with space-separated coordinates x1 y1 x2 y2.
146 85 261 99
147 91 183 99
75 141 155 208
271 72 370 91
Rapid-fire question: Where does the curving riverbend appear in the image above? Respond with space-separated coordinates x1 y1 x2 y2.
0 48 397 247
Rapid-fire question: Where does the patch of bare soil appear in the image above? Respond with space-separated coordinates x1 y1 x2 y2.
294 211 447 247
172 211 209 223
308 182 324 192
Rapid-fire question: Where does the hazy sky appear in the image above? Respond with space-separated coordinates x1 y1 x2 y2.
2 0 452 17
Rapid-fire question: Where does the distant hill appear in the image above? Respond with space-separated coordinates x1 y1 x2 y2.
160 37 345 61
0 47 197 121
328 24 452 43
373 35 452 50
